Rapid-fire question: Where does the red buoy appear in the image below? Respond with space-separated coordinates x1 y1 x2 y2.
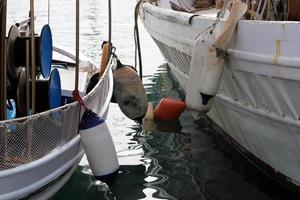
154 97 186 121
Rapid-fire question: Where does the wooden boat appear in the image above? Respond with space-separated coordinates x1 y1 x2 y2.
139 0 300 190
0 1 115 199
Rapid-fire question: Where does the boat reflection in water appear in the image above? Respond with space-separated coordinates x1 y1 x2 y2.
140 0 300 193
55 64 298 199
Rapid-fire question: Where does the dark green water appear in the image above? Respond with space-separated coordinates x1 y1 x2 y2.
53 65 298 200
6 0 300 199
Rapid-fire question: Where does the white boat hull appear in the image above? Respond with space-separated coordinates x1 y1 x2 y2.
140 2 300 189
0 137 83 200
0 47 114 199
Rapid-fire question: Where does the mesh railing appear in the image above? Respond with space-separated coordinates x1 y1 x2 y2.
0 61 112 171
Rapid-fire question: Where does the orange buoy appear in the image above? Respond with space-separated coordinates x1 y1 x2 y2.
153 97 186 121
99 42 109 77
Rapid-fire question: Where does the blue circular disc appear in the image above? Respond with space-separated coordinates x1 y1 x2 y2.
40 24 53 78
48 68 61 109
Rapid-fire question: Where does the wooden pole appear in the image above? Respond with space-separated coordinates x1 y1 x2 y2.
26 38 30 115
30 0 36 114
75 0 79 90
106 0 112 68
0 0 7 120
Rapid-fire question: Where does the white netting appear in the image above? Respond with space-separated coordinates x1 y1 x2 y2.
0 60 112 171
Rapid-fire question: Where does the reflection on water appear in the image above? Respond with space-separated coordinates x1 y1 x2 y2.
55 64 297 200
6 0 300 199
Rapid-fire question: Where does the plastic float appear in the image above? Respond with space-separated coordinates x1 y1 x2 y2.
153 97 186 121
198 0 247 107
113 59 148 123
79 109 119 182
186 26 216 117
144 102 154 121
143 102 155 131
99 42 109 77
86 41 110 94
198 46 225 105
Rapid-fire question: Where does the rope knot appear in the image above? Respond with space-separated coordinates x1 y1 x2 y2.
72 89 88 110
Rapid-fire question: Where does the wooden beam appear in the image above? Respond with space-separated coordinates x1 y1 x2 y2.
288 0 300 21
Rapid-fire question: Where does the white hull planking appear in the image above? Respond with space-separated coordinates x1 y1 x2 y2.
140 2 300 188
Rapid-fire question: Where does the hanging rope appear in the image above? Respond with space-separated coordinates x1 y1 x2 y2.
134 0 143 80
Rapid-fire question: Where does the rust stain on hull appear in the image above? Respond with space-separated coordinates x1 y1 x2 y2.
274 40 281 65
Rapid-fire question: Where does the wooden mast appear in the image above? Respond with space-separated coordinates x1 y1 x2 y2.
0 0 7 120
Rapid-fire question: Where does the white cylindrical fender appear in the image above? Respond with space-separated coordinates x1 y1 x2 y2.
186 28 215 118
198 47 225 105
79 110 119 181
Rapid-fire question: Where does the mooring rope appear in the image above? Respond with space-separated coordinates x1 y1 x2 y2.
134 0 143 80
